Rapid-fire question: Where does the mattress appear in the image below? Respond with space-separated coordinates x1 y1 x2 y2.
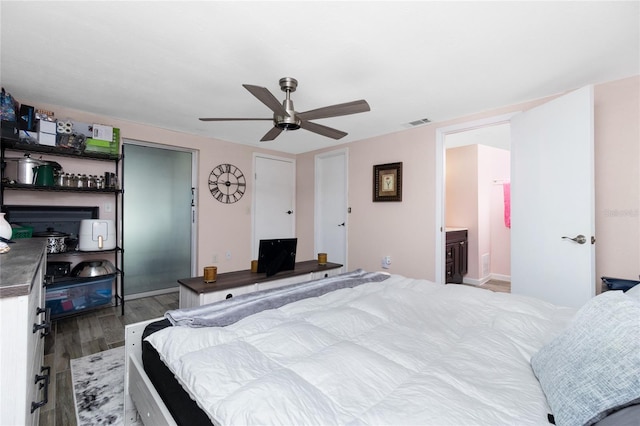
144 273 577 425
142 319 212 425
142 269 389 425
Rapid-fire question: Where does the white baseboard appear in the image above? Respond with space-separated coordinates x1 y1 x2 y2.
124 286 179 301
462 276 490 286
490 273 511 282
462 273 511 286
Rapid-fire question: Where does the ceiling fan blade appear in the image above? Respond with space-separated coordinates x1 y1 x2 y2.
242 84 289 117
297 99 370 121
299 120 348 140
260 126 284 142
199 117 272 121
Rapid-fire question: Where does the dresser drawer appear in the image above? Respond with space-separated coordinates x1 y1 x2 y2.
310 266 343 280
201 284 257 304
257 275 307 291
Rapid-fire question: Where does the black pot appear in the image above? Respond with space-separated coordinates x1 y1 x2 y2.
46 261 72 278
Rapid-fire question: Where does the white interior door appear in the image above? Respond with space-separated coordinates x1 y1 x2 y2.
315 149 348 267
252 154 296 259
511 86 595 308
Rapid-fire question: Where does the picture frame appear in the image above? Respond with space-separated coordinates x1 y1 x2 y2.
373 162 402 202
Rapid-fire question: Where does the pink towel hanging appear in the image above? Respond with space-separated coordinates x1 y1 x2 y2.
503 183 511 228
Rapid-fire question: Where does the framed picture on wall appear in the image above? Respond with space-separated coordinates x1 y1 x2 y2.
373 162 402 202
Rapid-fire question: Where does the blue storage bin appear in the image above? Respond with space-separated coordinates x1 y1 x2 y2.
46 274 114 318
601 276 640 292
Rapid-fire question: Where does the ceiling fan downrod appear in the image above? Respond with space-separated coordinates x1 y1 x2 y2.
276 77 301 130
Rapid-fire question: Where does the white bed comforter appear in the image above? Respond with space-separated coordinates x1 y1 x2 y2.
146 275 575 425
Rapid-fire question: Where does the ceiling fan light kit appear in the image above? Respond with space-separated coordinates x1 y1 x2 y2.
199 77 370 142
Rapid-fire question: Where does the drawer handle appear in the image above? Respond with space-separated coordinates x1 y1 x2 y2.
31 366 51 413
226 293 233 299
33 307 51 337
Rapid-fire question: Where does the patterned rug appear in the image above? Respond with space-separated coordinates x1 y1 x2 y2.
71 346 138 426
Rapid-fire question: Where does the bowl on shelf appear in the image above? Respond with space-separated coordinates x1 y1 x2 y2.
71 260 116 277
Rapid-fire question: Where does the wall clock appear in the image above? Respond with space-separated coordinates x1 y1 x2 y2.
209 163 246 204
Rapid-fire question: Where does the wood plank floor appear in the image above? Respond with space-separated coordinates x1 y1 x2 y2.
38 291 179 426
480 279 511 293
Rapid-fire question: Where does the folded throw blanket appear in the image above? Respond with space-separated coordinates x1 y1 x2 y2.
165 269 389 328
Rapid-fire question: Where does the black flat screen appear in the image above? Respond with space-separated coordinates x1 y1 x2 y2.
257 238 297 277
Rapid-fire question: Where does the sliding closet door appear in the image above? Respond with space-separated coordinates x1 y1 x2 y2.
123 142 195 297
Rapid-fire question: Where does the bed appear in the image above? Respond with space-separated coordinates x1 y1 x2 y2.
124 269 640 426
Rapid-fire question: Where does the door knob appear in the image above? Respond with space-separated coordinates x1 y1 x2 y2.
562 234 587 244
338 222 345 227
286 210 293 215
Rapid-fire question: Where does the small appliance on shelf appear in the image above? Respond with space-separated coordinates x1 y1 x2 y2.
78 219 116 251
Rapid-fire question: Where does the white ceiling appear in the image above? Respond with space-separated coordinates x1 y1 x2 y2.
446 123 511 151
1 1 638 154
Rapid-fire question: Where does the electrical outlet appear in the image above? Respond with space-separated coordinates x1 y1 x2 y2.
381 255 391 269
104 202 112 213
225 251 232 260
212 253 218 263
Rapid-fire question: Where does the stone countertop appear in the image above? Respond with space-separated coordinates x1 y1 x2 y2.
0 239 46 298
445 227 468 232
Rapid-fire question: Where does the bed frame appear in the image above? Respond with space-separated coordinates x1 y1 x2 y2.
124 318 178 426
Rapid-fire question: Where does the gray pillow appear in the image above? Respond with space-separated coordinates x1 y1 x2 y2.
530 291 640 426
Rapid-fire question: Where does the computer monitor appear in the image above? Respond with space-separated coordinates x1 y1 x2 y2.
257 238 297 277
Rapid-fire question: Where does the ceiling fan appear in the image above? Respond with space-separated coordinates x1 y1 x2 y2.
199 77 370 142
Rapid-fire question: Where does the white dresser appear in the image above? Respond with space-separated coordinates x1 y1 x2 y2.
178 260 344 309
0 239 50 426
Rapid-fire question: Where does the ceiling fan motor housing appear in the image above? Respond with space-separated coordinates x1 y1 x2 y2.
275 80 301 130
275 116 301 130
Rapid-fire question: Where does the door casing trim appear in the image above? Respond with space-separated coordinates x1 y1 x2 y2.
434 113 518 284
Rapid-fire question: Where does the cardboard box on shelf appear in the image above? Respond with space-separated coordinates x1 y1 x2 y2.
84 128 120 155
36 119 57 146
92 124 113 142
38 131 56 146
37 119 57 134
70 120 93 138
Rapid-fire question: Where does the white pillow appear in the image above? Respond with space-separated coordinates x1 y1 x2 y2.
531 291 640 426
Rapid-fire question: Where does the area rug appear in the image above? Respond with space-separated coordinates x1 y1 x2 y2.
71 346 136 426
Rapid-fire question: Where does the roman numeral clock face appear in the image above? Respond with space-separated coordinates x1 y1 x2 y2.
208 163 246 204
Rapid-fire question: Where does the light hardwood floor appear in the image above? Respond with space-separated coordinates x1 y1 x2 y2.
480 279 511 293
38 291 179 426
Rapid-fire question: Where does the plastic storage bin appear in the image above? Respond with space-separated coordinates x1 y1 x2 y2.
601 276 640 292
45 274 114 318
10 224 33 239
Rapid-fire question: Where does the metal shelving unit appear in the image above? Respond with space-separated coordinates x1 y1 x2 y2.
1 137 125 315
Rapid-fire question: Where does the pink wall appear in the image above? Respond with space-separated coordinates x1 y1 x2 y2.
8 76 638 291
446 145 479 279
298 75 639 288
2 100 294 275
444 144 510 283
594 77 640 282
335 127 437 279
486 146 511 278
